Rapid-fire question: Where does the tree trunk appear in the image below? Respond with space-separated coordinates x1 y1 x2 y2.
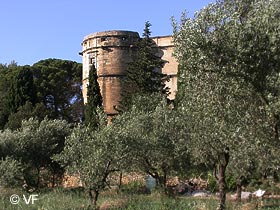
36 167 40 188
163 171 167 188
236 178 242 203
118 171 123 192
218 163 227 210
150 172 159 186
273 114 279 142
162 170 168 194
273 171 279 182
52 173 55 188
89 189 99 210
217 150 230 210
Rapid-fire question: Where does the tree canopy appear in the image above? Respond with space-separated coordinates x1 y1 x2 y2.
173 0 280 208
54 109 127 208
0 58 83 130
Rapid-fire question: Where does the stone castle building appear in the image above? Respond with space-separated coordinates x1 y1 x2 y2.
80 30 178 117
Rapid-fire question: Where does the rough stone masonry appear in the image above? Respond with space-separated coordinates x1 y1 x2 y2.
80 30 178 117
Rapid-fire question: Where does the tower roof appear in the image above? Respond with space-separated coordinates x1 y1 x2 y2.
83 30 139 41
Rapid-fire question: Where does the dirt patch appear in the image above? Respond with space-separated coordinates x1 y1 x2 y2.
240 203 258 210
99 198 127 210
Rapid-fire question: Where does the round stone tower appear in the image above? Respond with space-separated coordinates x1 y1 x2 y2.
81 30 140 117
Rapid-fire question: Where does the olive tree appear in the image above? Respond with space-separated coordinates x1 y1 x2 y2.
15 118 71 188
114 93 190 189
0 157 23 187
0 118 71 188
54 110 128 209
0 129 23 187
173 0 280 208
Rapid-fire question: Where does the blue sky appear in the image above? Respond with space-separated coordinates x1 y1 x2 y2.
0 0 213 65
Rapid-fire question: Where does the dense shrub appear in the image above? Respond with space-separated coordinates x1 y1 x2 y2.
0 157 23 187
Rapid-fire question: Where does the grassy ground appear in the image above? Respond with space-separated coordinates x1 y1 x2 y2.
1 186 280 210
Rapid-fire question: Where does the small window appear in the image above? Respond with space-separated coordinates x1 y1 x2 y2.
89 57 96 65
101 37 108 42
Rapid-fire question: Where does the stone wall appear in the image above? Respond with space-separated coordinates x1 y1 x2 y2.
81 30 139 115
81 30 178 116
152 36 178 100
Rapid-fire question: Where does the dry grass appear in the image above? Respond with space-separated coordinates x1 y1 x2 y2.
99 198 128 210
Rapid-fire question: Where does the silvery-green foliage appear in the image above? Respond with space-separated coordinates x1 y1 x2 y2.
54 109 127 192
0 118 71 187
0 129 17 158
173 0 280 173
0 156 23 187
172 1 280 208
113 93 190 186
0 129 22 186
172 4 280 206
16 117 71 169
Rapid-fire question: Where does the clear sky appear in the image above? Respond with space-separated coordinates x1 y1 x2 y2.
0 0 213 65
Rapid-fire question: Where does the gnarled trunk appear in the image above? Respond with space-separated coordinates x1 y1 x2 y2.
36 167 40 189
118 171 123 192
89 189 99 210
218 163 227 210
217 149 230 210
236 178 242 203
145 158 168 191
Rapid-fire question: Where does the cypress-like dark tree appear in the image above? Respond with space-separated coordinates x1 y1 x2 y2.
84 64 103 127
7 65 37 114
0 63 20 129
121 21 168 111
